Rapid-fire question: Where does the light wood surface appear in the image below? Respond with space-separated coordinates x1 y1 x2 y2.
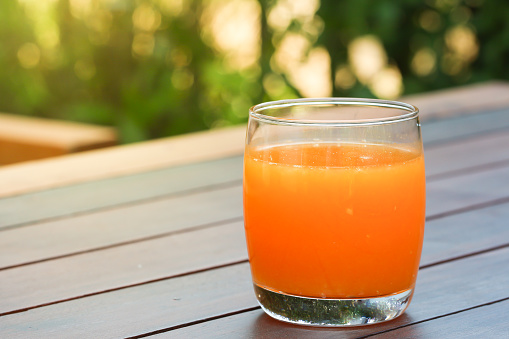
0 113 117 165
0 124 245 198
404 80 509 120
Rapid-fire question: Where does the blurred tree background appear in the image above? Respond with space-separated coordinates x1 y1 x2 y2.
0 0 507 143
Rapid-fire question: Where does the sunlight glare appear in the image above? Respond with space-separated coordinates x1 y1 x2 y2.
133 3 162 32
18 0 61 52
268 0 320 31
273 32 310 72
445 25 478 62
348 35 387 85
158 0 184 17
69 0 92 19
201 0 261 70
369 66 403 100
291 47 332 97
411 48 436 76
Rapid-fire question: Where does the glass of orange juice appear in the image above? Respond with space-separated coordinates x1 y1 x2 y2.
243 98 425 326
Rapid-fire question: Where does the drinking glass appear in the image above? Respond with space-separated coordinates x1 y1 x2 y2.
243 98 425 326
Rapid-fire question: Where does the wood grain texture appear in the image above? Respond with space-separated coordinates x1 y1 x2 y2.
420 202 509 267
0 264 256 339
424 129 509 178
160 248 509 338
1 155 508 270
403 81 509 121
0 221 248 316
2 85 509 338
1 107 508 232
1 184 508 320
374 299 509 339
425 165 509 217
1 108 508 323
2 247 508 338
421 107 509 147
0 155 243 230
425 130 509 179
0 185 243 269
0 82 506 197
1 123 509 267
0 124 246 198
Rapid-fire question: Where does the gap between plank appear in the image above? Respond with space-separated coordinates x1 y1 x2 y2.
2 122 509 234
3 194 509 273
0 259 249 318
125 306 262 339
426 158 509 182
424 125 509 150
0 179 242 232
355 296 509 339
420 243 509 269
2 126 509 319
0 216 243 272
129 255 509 338
426 196 509 221
3 156 509 234
1 240 508 321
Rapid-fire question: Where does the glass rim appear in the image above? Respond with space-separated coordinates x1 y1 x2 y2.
249 98 419 127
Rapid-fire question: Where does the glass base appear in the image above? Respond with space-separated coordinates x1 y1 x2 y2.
254 284 413 327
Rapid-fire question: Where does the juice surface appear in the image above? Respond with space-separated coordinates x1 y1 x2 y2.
243 143 426 299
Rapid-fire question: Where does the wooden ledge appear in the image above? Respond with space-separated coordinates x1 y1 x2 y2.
0 81 507 198
0 125 246 198
0 113 117 165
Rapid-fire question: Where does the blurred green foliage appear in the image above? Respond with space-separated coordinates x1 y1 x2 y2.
0 0 507 143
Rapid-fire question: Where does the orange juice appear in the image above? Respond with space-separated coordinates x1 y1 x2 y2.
243 143 425 299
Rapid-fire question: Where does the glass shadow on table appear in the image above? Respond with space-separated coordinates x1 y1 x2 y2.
246 309 416 338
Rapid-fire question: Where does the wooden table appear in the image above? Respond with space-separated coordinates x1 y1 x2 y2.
1 82 509 338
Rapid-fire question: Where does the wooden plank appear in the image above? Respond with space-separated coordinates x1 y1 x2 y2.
425 165 509 217
0 112 117 165
0 124 246 198
403 81 509 122
0 220 248 316
420 203 509 267
0 81 506 198
421 108 509 147
2 155 509 270
374 299 509 338
157 249 509 338
0 185 243 269
1 142 509 269
1 187 509 320
1 246 508 338
424 129 509 178
0 264 256 339
1 108 508 232
0 156 243 230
